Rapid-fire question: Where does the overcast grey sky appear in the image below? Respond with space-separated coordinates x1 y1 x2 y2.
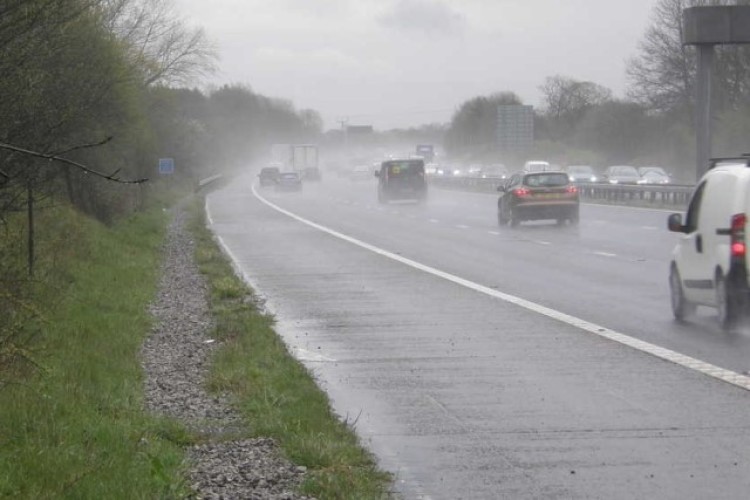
173 0 658 130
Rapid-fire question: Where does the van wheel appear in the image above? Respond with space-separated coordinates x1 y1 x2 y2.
716 273 739 330
669 265 695 321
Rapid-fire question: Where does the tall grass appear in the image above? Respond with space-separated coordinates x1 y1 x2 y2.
0 191 395 499
0 202 190 498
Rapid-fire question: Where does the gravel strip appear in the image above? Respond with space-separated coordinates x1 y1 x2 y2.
141 206 313 499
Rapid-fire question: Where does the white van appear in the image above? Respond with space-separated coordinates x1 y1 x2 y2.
668 156 750 329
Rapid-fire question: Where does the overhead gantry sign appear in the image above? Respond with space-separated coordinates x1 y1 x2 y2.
683 6 750 180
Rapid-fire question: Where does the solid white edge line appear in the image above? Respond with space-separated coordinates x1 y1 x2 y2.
244 185 750 392
206 195 339 364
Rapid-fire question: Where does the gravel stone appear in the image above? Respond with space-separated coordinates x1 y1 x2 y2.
141 206 314 499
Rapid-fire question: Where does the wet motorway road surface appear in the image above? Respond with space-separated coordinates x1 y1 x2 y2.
207 175 750 499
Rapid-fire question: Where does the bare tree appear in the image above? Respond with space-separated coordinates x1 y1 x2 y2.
540 75 612 121
101 0 217 86
626 0 750 119
626 0 698 118
444 92 522 159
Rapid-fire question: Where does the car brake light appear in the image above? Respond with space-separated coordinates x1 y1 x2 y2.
731 213 746 258
513 187 531 197
565 185 578 194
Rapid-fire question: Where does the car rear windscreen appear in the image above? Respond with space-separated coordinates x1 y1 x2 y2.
524 173 569 187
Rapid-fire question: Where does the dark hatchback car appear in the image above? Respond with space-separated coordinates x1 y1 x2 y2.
258 166 280 187
375 159 427 203
275 171 303 192
497 171 579 227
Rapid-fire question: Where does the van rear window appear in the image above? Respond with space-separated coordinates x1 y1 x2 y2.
385 161 424 176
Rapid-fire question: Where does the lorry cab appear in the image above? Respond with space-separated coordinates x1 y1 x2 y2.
668 157 750 329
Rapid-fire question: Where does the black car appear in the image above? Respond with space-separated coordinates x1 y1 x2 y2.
275 171 303 192
376 159 427 203
497 171 579 227
258 166 280 187
302 167 322 182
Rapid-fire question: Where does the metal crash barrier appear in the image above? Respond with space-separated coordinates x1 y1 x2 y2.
428 176 694 208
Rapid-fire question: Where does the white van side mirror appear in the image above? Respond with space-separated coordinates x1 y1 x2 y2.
668 213 686 233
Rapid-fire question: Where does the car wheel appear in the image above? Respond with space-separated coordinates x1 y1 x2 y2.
669 265 695 321
569 208 580 225
716 273 739 330
508 207 520 228
497 209 508 227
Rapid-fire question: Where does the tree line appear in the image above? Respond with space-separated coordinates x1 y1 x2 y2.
443 0 750 183
0 0 321 366
0 0 321 226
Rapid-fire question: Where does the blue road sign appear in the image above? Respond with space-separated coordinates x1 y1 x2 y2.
158 157 175 175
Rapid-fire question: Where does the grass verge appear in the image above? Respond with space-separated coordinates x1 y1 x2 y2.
0 203 191 498
187 197 395 499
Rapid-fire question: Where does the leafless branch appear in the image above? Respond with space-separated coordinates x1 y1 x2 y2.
0 142 148 184
50 136 114 156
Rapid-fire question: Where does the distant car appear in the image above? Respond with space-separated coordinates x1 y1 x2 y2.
668 156 750 329
302 167 322 182
602 165 640 185
467 165 484 177
522 160 552 173
637 166 670 185
565 165 598 184
376 158 427 203
258 166 280 187
275 171 302 191
497 171 579 227
481 164 509 180
350 165 373 182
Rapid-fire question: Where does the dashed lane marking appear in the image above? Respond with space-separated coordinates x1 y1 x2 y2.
243 187 750 392
593 251 617 258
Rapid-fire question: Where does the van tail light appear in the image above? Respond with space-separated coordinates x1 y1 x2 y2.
513 187 531 197
731 213 746 258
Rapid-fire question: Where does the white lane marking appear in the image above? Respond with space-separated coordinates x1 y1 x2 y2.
293 347 337 363
455 224 470 230
205 205 342 366
247 186 750 392
429 219 440 224
532 240 552 246
488 231 500 236
593 251 617 258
